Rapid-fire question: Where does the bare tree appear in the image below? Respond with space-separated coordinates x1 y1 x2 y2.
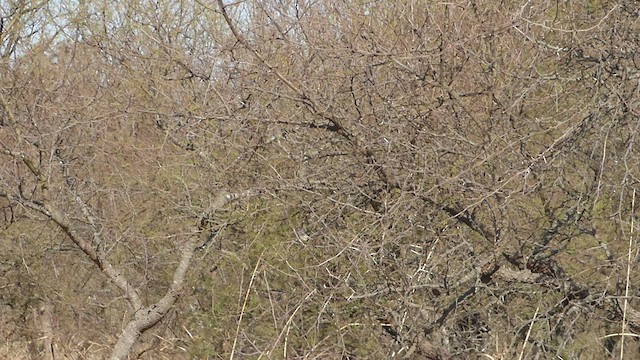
2 0 640 359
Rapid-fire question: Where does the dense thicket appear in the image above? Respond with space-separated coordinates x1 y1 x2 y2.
2 1 640 359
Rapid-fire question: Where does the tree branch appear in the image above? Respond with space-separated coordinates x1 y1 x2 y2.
108 191 247 359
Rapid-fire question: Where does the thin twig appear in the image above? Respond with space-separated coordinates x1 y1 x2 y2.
230 251 263 360
620 189 635 359
518 306 539 360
